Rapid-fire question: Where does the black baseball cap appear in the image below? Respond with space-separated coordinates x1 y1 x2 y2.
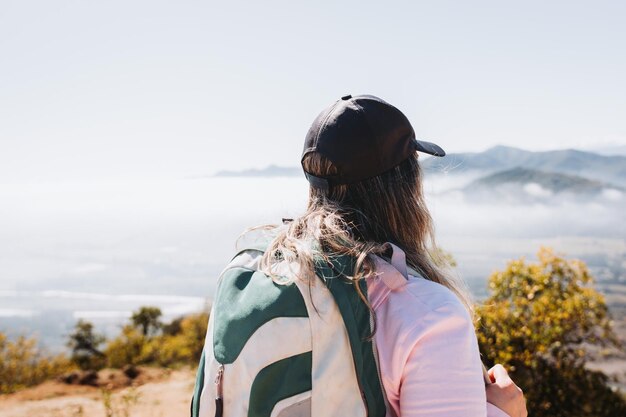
301 94 445 190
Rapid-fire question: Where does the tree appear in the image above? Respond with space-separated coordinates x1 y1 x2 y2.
476 246 625 417
67 319 106 370
131 306 163 337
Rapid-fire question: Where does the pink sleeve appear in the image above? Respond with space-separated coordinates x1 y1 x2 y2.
487 403 511 417
399 301 496 417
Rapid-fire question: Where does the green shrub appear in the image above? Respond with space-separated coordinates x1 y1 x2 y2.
476 247 626 416
105 325 147 368
104 309 209 368
147 311 208 366
0 332 73 394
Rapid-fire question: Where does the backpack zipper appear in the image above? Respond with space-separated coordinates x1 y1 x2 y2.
214 364 224 417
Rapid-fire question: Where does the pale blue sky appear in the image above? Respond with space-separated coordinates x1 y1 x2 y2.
1 0 625 183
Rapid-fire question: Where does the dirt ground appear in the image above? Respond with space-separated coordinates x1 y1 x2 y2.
0 368 196 417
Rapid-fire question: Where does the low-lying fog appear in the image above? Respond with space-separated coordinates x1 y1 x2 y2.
1 175 624 350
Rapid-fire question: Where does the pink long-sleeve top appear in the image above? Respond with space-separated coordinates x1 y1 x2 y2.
366 256 509 417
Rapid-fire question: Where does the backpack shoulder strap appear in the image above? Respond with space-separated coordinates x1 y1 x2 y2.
373 242 409 291
219 237 272 277
315 254 386 417
229 240 270 261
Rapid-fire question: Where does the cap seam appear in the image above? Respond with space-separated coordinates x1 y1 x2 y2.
314 99 342 151
353 98 385 177
307 99 344 176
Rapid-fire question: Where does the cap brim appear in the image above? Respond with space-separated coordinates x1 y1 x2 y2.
414 139 446 157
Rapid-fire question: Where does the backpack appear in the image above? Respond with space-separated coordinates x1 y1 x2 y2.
190 241 408 417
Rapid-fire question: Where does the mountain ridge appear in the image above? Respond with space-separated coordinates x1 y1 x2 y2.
213 164 302 178
420 145 626 186
211 146 626 187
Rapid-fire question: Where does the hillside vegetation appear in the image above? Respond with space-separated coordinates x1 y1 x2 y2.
0 309 207 395
477 247 626 416
464 167 621 194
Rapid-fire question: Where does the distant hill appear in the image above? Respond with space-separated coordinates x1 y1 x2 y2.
587 144 626 157
214 165 302 178
211 146 626 186
421 145 626 186
464 167 623 195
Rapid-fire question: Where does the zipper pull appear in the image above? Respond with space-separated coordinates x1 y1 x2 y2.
214 364 224 386
214 364 224 417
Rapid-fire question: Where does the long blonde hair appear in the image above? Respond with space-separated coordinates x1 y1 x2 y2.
242 152 473 317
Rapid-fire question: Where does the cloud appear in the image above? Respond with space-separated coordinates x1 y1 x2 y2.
71 263 108 274
0 308 37 318
523 182 553 198
602 188 623 201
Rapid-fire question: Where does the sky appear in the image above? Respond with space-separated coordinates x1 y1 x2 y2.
1 0 625 183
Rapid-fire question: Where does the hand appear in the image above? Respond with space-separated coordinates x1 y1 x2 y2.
485 364 527 417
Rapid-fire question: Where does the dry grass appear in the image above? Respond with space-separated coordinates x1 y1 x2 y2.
0 368 194 417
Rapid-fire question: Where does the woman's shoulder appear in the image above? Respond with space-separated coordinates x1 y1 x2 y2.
405 273 469 316
375 264 469 312
370 268 473 338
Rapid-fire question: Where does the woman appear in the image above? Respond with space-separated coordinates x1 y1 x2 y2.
194 94 527 417
272 94 525 416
